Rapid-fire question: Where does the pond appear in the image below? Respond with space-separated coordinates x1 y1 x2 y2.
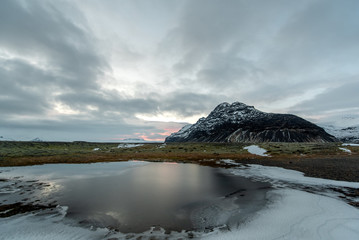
0 161 270 237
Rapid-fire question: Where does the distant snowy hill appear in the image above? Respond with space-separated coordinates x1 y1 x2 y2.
31 137 43 142
118 138 147 143
0 136 15 141
320 125 359 143
166 102 337 143
118 138 163 143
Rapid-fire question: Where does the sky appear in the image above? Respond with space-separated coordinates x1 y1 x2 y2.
1 0 358 142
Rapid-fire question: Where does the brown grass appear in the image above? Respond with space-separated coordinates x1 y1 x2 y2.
1 141 358 181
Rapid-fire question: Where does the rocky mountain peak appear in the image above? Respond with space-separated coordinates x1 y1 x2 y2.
165 102 338 143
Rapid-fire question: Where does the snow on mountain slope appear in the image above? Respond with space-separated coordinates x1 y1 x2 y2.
166 102 337 143
320 124 359 143
0 136 15 141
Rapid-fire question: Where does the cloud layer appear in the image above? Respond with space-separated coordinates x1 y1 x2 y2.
1 0 358 141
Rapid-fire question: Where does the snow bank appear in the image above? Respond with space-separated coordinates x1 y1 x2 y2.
0 207 108 240
205 163 359 239
205 189 359 240
244 145 269 156
229 164 359 188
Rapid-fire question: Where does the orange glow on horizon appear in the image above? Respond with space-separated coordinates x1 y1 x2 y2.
104 125 184 142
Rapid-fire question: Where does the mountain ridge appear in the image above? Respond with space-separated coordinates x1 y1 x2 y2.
165 102 338 143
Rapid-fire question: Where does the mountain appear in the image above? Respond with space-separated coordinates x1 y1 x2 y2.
165 102 338 143
31 137 43 142
0 136 15 141
320 125 359 143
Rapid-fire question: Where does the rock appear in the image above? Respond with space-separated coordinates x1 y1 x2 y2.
165 102 338 143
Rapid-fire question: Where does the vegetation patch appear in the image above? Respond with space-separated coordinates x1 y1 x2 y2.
1 141 358 181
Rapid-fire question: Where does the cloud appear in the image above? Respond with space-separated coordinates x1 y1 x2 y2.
1 0 358 140
292 80 359 114
158 0 359 115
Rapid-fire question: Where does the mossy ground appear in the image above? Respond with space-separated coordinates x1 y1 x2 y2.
0 141 358 181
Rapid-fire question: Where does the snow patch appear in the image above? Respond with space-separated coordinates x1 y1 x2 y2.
157 143 166 148
342 143 359 146
244 145 269 157
230 164 359 188
117 143 144 148
339 147 351 153
92 148 100 151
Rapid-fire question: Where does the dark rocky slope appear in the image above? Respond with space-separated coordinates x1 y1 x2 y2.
165 102 338 143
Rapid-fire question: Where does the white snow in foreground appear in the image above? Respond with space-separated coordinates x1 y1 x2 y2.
205 163 359 240
0 207 108 240
342 143 359 146
205 189 359 240
244 145 269 156
339 147 352 153
117 143 144 148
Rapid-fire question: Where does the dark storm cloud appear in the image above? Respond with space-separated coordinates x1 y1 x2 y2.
163 0 359 108
1 0 358 140
0 116 155 141
0 0 105 90
57 91 161 116
196 53 264 89
0 0 106 119
167 0 299 76
292 80 359 114
0 58 55 114
263 0 359 76
160 92 228 117
0 0 152 140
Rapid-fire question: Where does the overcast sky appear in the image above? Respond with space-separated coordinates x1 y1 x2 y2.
1 0 358 141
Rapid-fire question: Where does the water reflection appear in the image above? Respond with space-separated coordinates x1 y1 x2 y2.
55 162 269 233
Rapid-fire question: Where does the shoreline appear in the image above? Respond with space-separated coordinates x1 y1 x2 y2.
1 141 358 182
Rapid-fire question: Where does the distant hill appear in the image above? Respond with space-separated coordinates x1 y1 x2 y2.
119 138 147 143
0 136 14 141
31 137 43 142
165 102 338 143
320 125 359 143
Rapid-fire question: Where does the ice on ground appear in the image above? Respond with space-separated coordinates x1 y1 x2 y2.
230 164 359 188
205 163 359 240
205 189 359 240
339 147 351 153
342 143 359 146
0 207 108 240
221 159 238 165
117 143 144 148
244 145 269 156
92 148 100 151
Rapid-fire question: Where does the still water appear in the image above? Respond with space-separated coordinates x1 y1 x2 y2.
56 162 270 233
0 161 270 234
